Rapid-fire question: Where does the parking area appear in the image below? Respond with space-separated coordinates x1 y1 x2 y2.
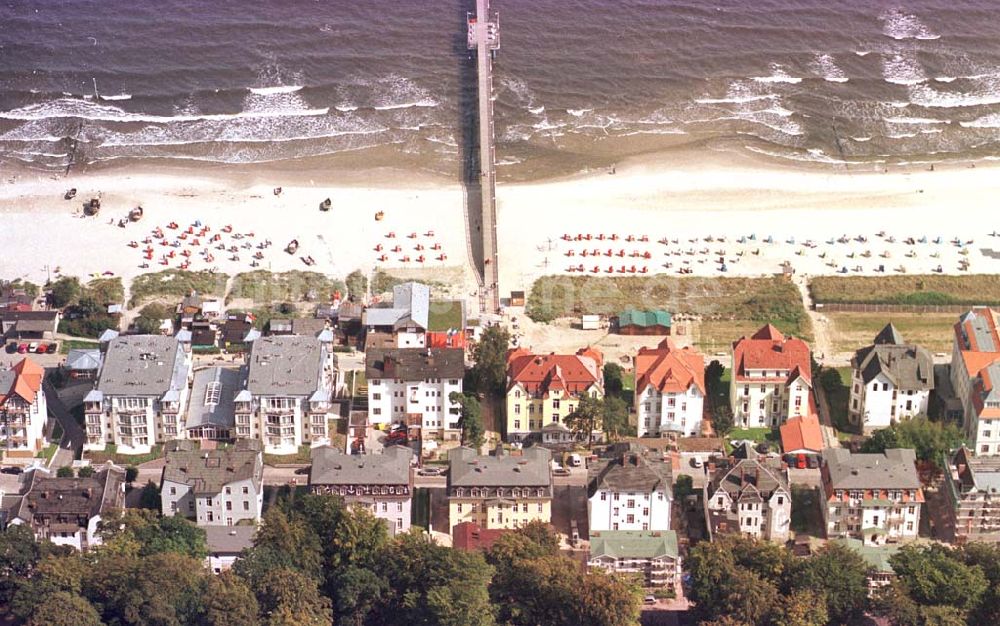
2 340 66 369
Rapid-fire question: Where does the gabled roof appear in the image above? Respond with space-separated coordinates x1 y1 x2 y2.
452 522 510 551
873 323 905 346
851 326 933 391
161 440 263 495
589 451 672 496
635 338 705 395
590 530 678 560
246 335 325 397
97 335 188 398
708 456 790 502
780 415 824 453
310 445 412 486
506 348 603 396
366 347 465 381
363 282 430 331
448 447 552 488
972 361 1000 419
732 324 812 385
617 309 672 328
15 467 125 526
955 308 1000 353
822 448 920 490
0 358 44 406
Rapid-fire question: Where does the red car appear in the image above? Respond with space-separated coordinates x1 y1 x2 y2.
16 343 28 354
795 453 807 469
34 343 48 354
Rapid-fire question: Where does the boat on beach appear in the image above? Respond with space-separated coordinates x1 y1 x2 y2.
84 197 100 216
129 206 144 222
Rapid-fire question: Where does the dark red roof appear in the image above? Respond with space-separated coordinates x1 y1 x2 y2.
452 522 510 551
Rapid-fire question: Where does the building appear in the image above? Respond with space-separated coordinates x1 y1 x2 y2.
0 310 58 340
84 335 192 454
821 448 923 546
64 349 102 380
950 308 1000 455
309 445 413 535
160 439 264 526
365 347 465 439
634 339 705 437
240 335 335 454
831 538 901 595
0 358 48 457
730 324 813 429
452 521 512 551
613 309 672 336
704 445 792 542
849 324 934 432
186 367 243 442
219 314 255 352
363 282 430 348
448 446 553 531
588 447 672 532
505 347 604 442
7 466 125 550
588 530 681 589
780 415 824 455
204 526 256 574
426 300 467 349
943 446 1000 543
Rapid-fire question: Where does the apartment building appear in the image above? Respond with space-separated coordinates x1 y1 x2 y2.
505 347 604 442
822 448 923 546
950 307 1000 454
160 439 264 526
588 530 681 589
943 446 1000 543
730 325 812 428
0 358 47 457
588 447 672 532
849 324 933 432
239 335 335 454
309 445 413 535
365 347 464 439
705 444 792 542
84 335 192 455
448 446 552 532
363 282 429 348
634 339 705 437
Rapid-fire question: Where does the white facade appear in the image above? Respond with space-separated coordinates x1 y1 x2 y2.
162 476 263 526
731 373 811 429
823 493 921 546
368 377 463 436
849 371 930 431
589 487 671 532
9 515 103 551
636 386 703 438
705 487 791 541
0 364 47 454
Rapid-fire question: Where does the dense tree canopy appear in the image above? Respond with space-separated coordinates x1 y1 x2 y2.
450 391 486 449
468 325 510 397
860 417 964 469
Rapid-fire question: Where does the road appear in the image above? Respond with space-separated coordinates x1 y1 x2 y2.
42 378 85 469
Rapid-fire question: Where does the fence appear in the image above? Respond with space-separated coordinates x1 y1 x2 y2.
815 302 971 314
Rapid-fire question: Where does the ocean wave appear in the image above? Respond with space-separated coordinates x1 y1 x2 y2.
335 104 358 112
959 113 1000 128
851 137 872 142
880 7 940 41
886 132 918 139
855 51 872 57
99 93 132 101
907 81 1000 108
528 106 545 114
694 94 777 104
882 53 926 86
752 64 802 84
934 77 956 83
813 54 849 83
884 116 949 125
249 85 303 95
97 122 387 148
567 108 592 117
372 100 438 111
0 97 329 123
745 144 853 165
368 75 439 111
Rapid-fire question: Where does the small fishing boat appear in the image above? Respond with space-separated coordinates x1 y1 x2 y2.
375 211 385 221
319 198 332 212
286 239 299 254
84 197 101 216
129 206 144 222
64 188 77 200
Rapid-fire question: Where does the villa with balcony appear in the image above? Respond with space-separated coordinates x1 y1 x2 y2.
0 358 47 457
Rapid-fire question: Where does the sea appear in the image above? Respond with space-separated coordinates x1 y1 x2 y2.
1 0 999 180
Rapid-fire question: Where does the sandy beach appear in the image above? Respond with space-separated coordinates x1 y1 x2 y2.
2 151 1000 311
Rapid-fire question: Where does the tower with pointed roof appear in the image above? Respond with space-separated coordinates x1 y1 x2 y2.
729 324 814 429
634 338 706 437
849 324 933 433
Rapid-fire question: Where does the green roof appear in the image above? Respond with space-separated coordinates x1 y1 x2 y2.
860 499 894 507
832 538 900 573
427 300 465 332
589 530 678 560
618 309 672 328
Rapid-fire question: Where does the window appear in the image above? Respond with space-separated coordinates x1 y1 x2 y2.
600 492 606 501
514 404 521 415
242 486 249 495
204 381 222 406
883 383 889 391
514 419 521 429
226 501 232 511
373 393 381 400
537 503 543 512
243 501 250 511
907 521 914 531
777 496 783 505
169 486 176 495
626 514 635 524
225 486 231 495
553 399 561 409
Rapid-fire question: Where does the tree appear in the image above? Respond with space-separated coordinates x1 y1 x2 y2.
889 544 988 612
686 536 784 624
712 403 734 437
77 465 95 478
601 396 629 440
56 467 74 478
252 567 332 626
345 270 368 298
566 394 602 447
468 325 510 397
125 465 139 485
792 542 870 623
139 480 161 510
48 276 80 308
705 360 725 395
450 392 485 449
603 363 624 398
861 417 964 469
961 543 1000 625
99 509 207 559
277 302 296 315
135 302 173 334
673 474 694 499
0 525 46 604
202 572 260 626
26 591 102 626
774 589 828 626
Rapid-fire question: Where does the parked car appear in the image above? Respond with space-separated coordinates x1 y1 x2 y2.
690 457 703 468
45 343 58 354
385 431 408 446
643 595 657 605
27 342 39 353
34 343 47 354
568 453 583 467
4 343 16 354
806 455 820 469
0 466 23 475
16 343 28 353
294 466 311 475
795 453 807 469
417 467 446 477
552 468 571 477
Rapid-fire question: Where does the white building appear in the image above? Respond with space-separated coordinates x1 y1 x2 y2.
366 348 465 440
363 282 430 348
822 448 923 546
84 335 192 455
0 358 48 456
705 444 792 542
239 335 336 455
588 530 681 589
950 308 1000 455
160 439 264 526
730 325 813 429
309 445 414 535
849 324 934 432
588 447 672 532
204 526 256 574
7 466 125 551
634 339 705 437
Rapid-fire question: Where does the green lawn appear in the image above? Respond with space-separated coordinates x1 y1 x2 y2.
59 339 100 354
724 427 779 454
791 486 824 536
827 312 956 354
36 443 58 462
824 367 853 432
129 269 228 307
810 274 1000 305
86 444 163 466
412 488 431 530
229 270 345 304
427 300 465 332
263 445 312 466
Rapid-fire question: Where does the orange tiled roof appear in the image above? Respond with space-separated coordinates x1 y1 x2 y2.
634 338 705 395
732 325 812 384
780 415 824 453
507 348 602 396
0 357 44 406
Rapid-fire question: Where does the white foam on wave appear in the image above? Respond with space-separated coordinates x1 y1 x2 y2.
880 7 940 41
753 64 803 84
882 52 926 86
528 106 545 115
851 136 872 142
855 51 872 57
934 77 956 83
745 144 855 165
567 108 592 117
0 96 329 123
368 75 439 111
695 93 777 105
884 116 949 125
335 104 358 112
887 132 918 139
99 93 132 101
908 77 1000 108
249 85 303 95
959 113 1000 129
813 54 849 83
372 100 437 111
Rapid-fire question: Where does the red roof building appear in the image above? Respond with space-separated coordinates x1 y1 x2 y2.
780 415 824 454
452 521 511 551
0 357 48 455
634 338 707 437
730 325 813 429
950 308 1000 454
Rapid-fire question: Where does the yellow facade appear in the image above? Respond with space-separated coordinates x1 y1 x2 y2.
505 384 602 435
449 497 552 531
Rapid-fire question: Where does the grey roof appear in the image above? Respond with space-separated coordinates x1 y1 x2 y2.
823 448 920 490
99 329 119 343
15 467 125 525
83 389 103 403
96 335 188 398
951 446 1000 493
708 457 790 502
247 335 325 396
269 319 293 334
851 325 934 390
310 445 412 486
960 309 998 352
292 318 328 337
449 447 552 488
590 530 678 560
161 440 263 495
187 367 244 430
63 349 101 371
204 525 256 555
366 347 465 381
363 282 430 330
589 450 672 497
